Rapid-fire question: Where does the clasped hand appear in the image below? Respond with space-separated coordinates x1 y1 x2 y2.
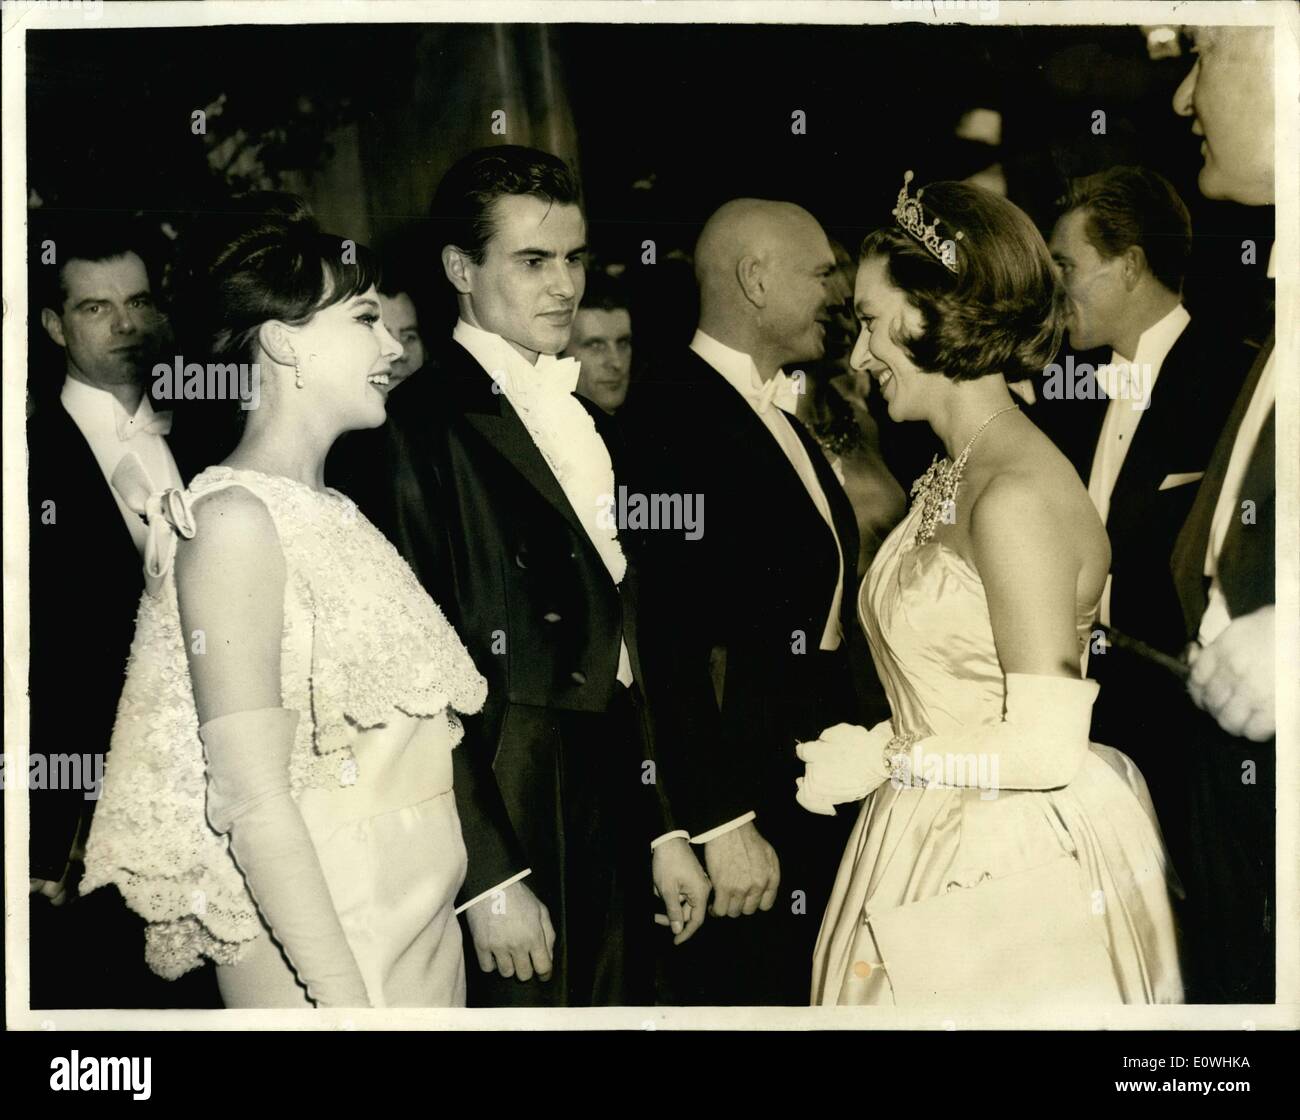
1187 606 1275 742
702 821 780 918
463 880 556 982
651 837 711 944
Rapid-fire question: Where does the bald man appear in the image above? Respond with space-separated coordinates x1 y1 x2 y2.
621 200 885 1004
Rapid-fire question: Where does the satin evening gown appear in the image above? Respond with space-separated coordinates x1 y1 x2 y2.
812 498 1183 1008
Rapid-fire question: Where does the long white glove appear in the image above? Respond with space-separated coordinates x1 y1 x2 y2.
894 673 1098 791
794 674 1100 812
795 719 894 815
201 707 372 1008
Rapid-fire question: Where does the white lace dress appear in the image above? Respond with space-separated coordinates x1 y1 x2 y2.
81 467 488 1007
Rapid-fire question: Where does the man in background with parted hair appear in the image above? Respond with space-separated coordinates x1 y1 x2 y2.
1043 164 1252 860
27 214 217 1008
352 145 711 1007
376 280 427 391
562 268 634 415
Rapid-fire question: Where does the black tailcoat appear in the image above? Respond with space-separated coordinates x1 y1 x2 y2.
27 393 218 1008
618 348 885 1005
338 340 673 1007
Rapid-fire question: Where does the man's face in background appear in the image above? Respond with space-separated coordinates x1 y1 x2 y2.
378 291 425 387
1173 26 1274 206
41 252 164 390
1048 207 1128 353
565 306 632 414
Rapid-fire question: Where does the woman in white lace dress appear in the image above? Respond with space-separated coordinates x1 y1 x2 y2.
82 196 487 1008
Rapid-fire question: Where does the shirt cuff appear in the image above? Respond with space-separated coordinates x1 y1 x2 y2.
690 811 756 845
453 868 532 915
650 829 690 852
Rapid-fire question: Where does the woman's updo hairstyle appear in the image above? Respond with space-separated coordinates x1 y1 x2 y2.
859 180 1064 382
172 191 381 369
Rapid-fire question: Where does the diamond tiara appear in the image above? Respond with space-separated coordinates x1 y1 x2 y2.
892 170 963 274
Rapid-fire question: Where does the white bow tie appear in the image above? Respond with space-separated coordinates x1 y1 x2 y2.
750 370 798 415
491 354 581 401
536 354 582 395
115 407 173 442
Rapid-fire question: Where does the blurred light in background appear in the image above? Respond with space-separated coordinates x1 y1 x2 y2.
1143 25 1182 61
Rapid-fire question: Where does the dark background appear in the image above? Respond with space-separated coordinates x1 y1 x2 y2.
27 20 1275 390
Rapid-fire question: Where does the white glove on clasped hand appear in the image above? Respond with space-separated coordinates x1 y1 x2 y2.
795 720 894 815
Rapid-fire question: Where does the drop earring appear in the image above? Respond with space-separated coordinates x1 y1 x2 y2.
292 355 304 389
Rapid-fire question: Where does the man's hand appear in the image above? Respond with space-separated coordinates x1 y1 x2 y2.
651 838 711 945
1187 605 1275 741
463 880 556 982
703 821 779 918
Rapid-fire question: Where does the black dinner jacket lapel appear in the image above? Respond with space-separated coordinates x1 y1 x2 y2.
683 349 843 577
1096 317 1252 648
441 339 607 574
27 397 144 877
1105 318 1247 529
788 413 863 622
31 400 141 573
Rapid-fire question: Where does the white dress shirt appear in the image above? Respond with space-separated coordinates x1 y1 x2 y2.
60 376 182 555
451 322 687 876
454 319 633 687
1088 303 1190 627
1198 247 1277 645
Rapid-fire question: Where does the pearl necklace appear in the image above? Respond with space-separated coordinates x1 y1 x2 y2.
911 404 1019 547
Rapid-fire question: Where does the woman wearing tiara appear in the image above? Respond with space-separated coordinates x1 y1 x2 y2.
796 175 1182 1007
82 195 487 1008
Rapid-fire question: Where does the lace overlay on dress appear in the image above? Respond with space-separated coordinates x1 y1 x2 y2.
82 467 487 979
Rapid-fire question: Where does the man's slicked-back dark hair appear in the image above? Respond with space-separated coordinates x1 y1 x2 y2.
32 212 163 314
429 145 582 265
1057 165 1192 295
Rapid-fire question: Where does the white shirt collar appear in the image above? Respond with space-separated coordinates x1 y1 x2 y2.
690 329 762 392
450 319 627 601
690 329 797 414
60 375 159 442
1113 301 1189 368
453 317 529 379
1101 302 1190 399
452 318 579 397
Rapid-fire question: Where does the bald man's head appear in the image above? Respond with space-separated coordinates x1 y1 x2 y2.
694 198 836 370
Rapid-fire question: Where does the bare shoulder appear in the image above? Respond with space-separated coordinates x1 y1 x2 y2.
176 485 285 591
1020 429 1108 565
967 428 1107 591
968 467 1055 554
176 484 286 717
190 482 274 526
